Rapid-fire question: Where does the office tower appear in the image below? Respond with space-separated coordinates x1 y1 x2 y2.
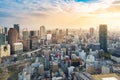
0 34 6 45
14 24 20 38
8 28 18 44
66 28 68 35
8 28 18 54
30 31 36 37
22 28 30 51
0 26 2 33
40 26 46 39
29 30 38 50
23 29 29 40
99 24 107 52
90 27 94 37
4 27 8 34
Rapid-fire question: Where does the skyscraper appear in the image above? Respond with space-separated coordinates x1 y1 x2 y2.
8 28 18 44
22 28 30 51
99 24 107 52
23 28 29 40
66 28 68 35
90 27 94 37
8 28 18 53
0 34 6 45
14 24 20 39
4 27 8 34
40 26 46 39
0 26 2 34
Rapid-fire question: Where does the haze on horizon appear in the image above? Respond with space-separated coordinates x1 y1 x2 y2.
0 0 120 30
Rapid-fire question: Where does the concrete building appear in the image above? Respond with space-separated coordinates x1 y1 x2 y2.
30 37 38 50
23 40 30 51
88 43 100 51
40 26 46 39
22 29 30 51
0 34 6 45
14 24 20 39
4 27 8 34
79 50 86 61
111 53 120 63
23 29 29 40
30 31 36 37
8 28 18 54
0 26 2 33
102 65 111 74
92 73 120 80
0 44 10 57
13 43 23 54
18 72 31 80
90 27 94 37
99 24 108 52
86 63 94 74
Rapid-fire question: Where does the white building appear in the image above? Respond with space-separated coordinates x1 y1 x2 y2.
13 43 23 54
102 65 110 74
79 50 86 61
18 72 31 80
0 44 10 57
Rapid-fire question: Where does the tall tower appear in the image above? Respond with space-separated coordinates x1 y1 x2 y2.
0 34 6 45
66 28 68 35
90 27 94 37
40 26 46 39
0 26 2 34
99 24 107 52
4 27 8 34
14 24 20 39
22 28 30 51
8 28 18 53
23 28 29 40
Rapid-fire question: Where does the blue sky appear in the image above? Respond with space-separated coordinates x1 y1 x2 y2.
0 0 120 30
75 0 95 2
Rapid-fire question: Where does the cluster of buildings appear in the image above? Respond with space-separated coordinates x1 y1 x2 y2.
0 24 120 80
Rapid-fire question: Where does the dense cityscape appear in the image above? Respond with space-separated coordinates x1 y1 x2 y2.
0 0 120 80
0 24 120 80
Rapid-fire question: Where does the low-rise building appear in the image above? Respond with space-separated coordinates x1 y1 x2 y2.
0 44 10 57
92 73 120 80
102 65 111 74
13 43 23 54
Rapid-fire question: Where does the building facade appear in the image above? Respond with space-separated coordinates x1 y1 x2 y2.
0 44 10 57
99 24 107 52
8 28 18 54
40 26 46 39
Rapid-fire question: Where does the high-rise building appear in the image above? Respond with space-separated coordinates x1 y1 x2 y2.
66 28 68 35
23 29 29 40
99 24 107 52
0 34 6 45
90 27 94 37
0 26 3 34
4 27 8 34
8 28 18 54
14 24 20 38
22 29 30 51
40 26 46 39
30 31 36 37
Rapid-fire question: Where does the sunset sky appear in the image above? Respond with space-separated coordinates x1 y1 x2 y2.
0 0 120 30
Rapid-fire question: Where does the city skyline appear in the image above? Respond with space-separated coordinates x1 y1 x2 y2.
0 0 120 30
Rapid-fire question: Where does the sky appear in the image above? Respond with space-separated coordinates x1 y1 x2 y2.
0 0 120 30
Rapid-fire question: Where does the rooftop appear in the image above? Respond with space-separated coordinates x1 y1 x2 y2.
92 74 120 80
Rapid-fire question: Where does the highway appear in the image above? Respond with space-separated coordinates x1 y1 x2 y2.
0 48 42 69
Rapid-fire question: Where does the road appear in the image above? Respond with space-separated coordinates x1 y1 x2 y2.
0 48 41 69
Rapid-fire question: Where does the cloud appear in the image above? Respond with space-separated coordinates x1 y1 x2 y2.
0 0 120 29
0 11 13 17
